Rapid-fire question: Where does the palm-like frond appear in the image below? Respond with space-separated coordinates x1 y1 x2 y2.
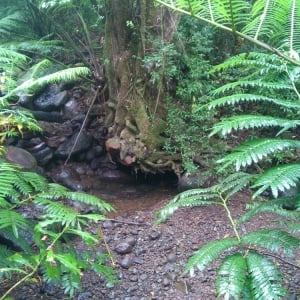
3 66 90 101
218 139 300 171
184 237 239 275
241 229 300 257
216 253 247 300
156 187 218 223
252 164 300 198
246 252 287 300
209 94 300 110
238 199 300 224
210 115 300 137
156 1 300 63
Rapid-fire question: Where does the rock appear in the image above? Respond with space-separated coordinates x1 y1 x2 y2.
34 85 68 111
5 146 37 171
55 131 92 157
56 169 84 191
177 172 203 191
115 242 133 254
167 253 177 263
64 99 81 119
149 230 161 240
102 220 113 229
119 255 134 269
32 111 64 123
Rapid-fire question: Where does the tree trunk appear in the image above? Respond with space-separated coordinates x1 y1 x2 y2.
103 0 181 174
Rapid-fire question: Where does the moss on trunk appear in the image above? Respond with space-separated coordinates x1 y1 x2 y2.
104 0 181 174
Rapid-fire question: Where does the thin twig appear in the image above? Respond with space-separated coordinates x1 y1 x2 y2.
63 85 106 168
105 218 151 226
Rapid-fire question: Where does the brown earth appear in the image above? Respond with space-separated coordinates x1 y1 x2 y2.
1 181 300 300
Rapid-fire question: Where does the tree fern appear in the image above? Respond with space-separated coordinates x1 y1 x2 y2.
156 0 300 65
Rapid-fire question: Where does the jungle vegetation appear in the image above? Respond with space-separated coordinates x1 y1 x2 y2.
0 0 299 299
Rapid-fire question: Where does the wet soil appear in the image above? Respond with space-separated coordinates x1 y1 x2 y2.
1 177 300 300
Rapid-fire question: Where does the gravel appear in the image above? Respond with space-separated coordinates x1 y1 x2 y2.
1 192 299 300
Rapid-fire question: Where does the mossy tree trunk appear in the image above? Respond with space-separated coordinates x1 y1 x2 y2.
103 0 180 174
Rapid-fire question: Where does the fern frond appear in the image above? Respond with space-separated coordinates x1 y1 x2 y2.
3 67 90 100
62 191 114 213
156 187 219 223
185 238 239 275
210 52 286 74
242 229 300 257
218 139 300 171
66 229 98 247
210 115 300 137
218 172 254 199
0 210 30 239
246 252 287 300
239 199 300 224
38 183 114 213
211 80 294 97
279 220 300 233
0 227 32 253
208 94 300 111
216 253 247 300
34 198 78 227
242 0 286 42
252 164 300 198
0 46 28 66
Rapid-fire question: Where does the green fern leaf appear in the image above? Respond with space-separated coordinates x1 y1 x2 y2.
241 229 300 257
279 220 300 233
3 67 91 100
34 198 78 226
0 210 29 239
216 253 247 300
184 238 239 275
210 115 300 137
63 191 114 213
0 227 32 253
208 94 300 110
156 187 219 223
66 229 98 247
218 138 300 171
246 252 287 300
211 80 294 96
252 163 300 198
239 199 300 224
218 172 254 198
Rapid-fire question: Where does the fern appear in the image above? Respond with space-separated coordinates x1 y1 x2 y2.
210 115 300 137
238 199 300 224
241 228 300 257
246 252 287 300
216 253 247 300
218 138 300 171
252 164 300 198
156 1 300 65
185 237 239 275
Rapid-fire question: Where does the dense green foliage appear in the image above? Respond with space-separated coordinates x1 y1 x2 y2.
156 0 300 299
0 160 116 299
0 1 117 298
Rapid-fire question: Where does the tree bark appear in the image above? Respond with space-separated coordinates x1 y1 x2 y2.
103 0 181 174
